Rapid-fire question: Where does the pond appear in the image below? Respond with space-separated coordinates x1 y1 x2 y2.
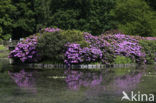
0 59 156 103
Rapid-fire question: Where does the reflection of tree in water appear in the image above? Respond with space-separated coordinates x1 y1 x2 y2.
64 70 102 90
8 69 36 93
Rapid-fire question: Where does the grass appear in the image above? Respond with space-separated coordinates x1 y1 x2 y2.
0 45 7 51
0 45 9 58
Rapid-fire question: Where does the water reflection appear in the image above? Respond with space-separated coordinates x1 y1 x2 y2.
114 72 143 92
85 71 144 99
64 70 102 90
8 68 144 94
65 69 143 93
8 69 37 93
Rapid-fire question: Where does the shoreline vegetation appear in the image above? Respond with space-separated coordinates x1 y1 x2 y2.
0 0 156 69
7 28 156 69
0 45 9 58
1 0 156 41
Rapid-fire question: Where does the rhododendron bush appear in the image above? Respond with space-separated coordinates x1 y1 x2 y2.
64 33 147 66
100 34 146 64
9 35 40 63
64 43 103 66
9 27 155 66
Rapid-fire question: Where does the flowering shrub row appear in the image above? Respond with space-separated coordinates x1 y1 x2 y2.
9 27 155 66
65 33 147 66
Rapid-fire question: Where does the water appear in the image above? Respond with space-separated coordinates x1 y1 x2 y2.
0 59 156 103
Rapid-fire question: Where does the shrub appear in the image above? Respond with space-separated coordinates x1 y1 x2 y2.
61 30 88 47
114 56 132 64
81 47 103 63
37 31 66 63
84 32 115 65
64 43 83 66
101 34 146 64
64 33 147 66
139 40 156 64
9 35 39 63
37 29 88 63
65 32 115 66
64 43 103 66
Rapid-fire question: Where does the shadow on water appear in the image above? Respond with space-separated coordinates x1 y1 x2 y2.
0 59 156 103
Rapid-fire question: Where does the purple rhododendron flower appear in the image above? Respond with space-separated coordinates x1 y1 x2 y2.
9 35 40 63
64 33 147 66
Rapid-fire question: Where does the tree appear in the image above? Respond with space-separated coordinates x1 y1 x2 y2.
12 0 36 39
34 0 51 31
35 0 115 35
111 0 156 36
0 0 16 40
145 0 156 11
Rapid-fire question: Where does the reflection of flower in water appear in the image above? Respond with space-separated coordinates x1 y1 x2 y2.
64 70 102 90
114 72 142 92
86 71 143 98
8 69 36 93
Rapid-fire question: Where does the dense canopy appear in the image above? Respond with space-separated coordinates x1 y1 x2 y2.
0 0 156 40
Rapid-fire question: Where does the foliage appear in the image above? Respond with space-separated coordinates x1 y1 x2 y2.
64 43 82 65
64 43 103 66
11 0 36 39
37 31 66 63
0 45 7 51
114 56 132 64
9 35 39 63
111 0 156 36
145 0 156 10
61 30 88 47
81 47 102 63
65 33 146 66
84 32 115 65
9 27 155 65
139 40 156 64
101 34 146 64
0 45 8 58
34 0 51 31
1 0 156 39
38 0 115 35
37 29 88 63
0 0 16 40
